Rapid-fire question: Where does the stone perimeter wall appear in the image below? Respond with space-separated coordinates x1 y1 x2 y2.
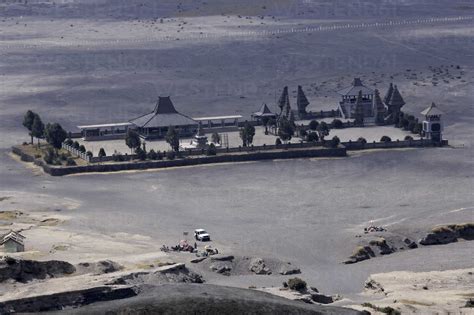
12 146 347 176
12 139 447 176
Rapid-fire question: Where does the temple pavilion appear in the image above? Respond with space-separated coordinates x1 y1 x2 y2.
337 78 375 120
129 96 198 139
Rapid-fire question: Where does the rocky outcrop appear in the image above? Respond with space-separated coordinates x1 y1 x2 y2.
344 246 375 264
249 258 272 275
76 260 123 275
420 223 474 245
0 286 138 313
369 238 394 255
0 257 75 283
210 262 232 275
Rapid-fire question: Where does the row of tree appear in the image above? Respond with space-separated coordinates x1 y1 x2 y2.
23 110 68 152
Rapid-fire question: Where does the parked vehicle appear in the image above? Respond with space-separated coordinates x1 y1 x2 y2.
194 229 211 241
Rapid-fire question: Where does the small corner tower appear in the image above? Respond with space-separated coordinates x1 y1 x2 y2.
421 102 444 142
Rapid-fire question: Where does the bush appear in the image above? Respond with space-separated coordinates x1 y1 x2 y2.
166 150 176 160
275 138 282 146
404 135 413 141
357 137 367 144
147 149 158 160
309 120 319 131
43 148 56 165
98 148 106 158
112 153 125 162
332 119 343 129
206 143 217 156
135 147 147 161
78 145 86 153
328 136 340 148
65 138 73 146
299 129 307 138
156 150 164 160
73 141 80 149
380 136 392 142
307 132 319 142
66 158 77 166
86 151 93 158
287 277 307 292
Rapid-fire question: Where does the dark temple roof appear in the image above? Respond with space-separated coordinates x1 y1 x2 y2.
337 78 374 97
130 97 197 128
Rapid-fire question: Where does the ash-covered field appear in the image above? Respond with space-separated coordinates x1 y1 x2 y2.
0 0 473 302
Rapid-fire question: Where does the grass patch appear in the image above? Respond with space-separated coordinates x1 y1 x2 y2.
362 302 401 315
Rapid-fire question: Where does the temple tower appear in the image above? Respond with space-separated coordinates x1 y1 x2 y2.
373 89 386 125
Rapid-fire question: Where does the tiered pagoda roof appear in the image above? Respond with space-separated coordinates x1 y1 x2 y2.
337 78 374 97
130 97 197 128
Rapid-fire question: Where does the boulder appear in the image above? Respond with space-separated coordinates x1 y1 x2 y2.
369 238 394 255
210 262 232 275
249 258 271 275
310 293 334 304
403 238 418 249
279 263 301 275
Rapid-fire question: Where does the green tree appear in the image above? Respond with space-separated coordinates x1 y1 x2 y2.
239 122 256 147
45 122 67 152
98 148 107 158
125 129 141 154
317 121 330 141
307 132 319 142
277 116 294 143
165 126 180 152
275 138 282 146
78 145 86 153
328 136 340 148
86 151 93 158
357 137 367 144
147 149 158 160
206 143 217 156
31 114 45 147
211 132 221 144
23 110 36 144
309 120 319 131
332 119 343 129
381 136 392 142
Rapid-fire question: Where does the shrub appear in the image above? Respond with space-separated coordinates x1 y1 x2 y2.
404 135 413 141
309 120 319 131
275 138 282 146
307 132 319 142
156 150 164 160
135 147 147 161
332 119 343 129
299 129 307 138
357 137 367 144
287 277 307 292
98 148 106 158
147 149 158 160
73 141 80 149
66 158 77 166
328 136 340 148
86 151 93 158
78 145 86 153
65 138 73 146
43 148 56 165
112 153 125 162
206 143 217 156
166 150 176 160
380 136 392 142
